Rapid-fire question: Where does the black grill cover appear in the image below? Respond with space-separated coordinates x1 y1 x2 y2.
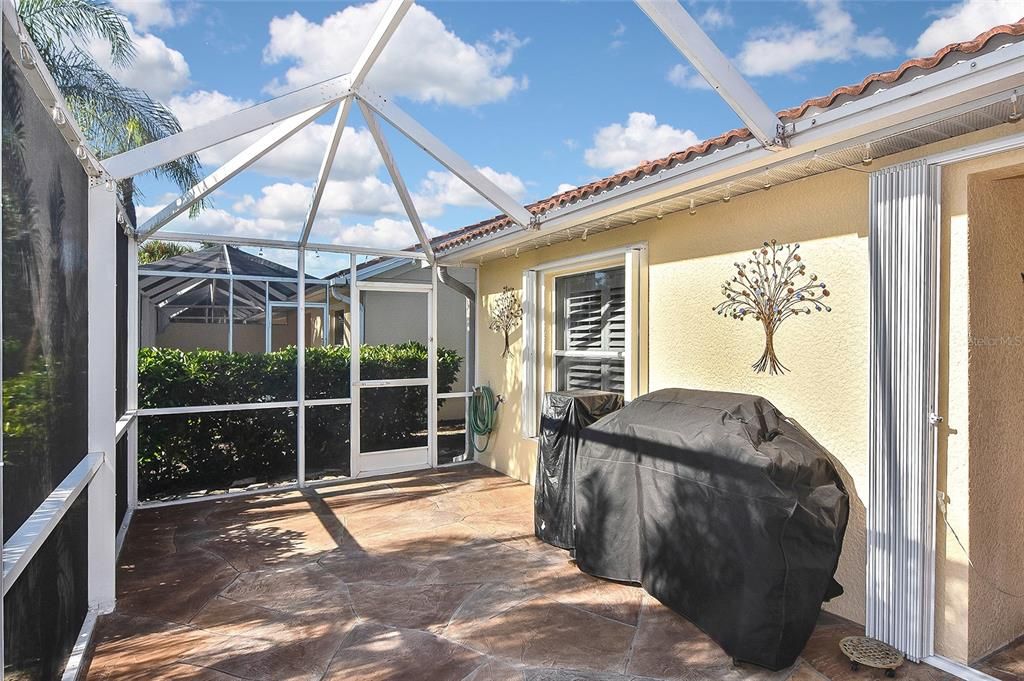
574 388 849 670
535 390 624 549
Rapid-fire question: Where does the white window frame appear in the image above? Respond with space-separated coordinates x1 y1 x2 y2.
520 243 647 438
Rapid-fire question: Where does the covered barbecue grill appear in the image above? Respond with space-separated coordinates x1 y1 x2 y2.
573 388 849 670
535 389 624 549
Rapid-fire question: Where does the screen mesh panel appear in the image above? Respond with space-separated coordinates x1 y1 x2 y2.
2 48 91 537
3 492 89 680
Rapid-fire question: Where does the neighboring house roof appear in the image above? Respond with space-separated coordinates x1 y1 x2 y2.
141 244 310 279
425 18 1024 256
140 245 323 320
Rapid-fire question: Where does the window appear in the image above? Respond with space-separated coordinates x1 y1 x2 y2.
554 266 626 393
521 246 645 438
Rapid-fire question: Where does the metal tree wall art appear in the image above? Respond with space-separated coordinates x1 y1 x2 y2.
713 240 832 375
489 286 524 359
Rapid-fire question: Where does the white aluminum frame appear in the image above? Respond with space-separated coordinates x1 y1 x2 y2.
103 77 354 180
139 104 333 240
634 0 784 149
355 83 534 229
2 452 104 595
1 0 105 177
352 281 435 476
299 0 410 247
359 99 436 260
111 0 532 250
434 264 477 465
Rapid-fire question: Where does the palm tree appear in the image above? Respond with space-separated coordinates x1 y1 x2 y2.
138 239 196 265
16 0 204 226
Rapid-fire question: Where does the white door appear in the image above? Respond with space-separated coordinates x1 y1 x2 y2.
352 281 434 477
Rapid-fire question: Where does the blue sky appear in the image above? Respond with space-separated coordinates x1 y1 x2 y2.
97 0 1024 260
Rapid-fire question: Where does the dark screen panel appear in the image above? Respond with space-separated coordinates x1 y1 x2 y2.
138 408 297 501
2 46 92 679
116 434 129 530
116 219 128 418
2 47 90 538
3 492 89 680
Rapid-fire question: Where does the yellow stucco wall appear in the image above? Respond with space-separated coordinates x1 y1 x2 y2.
477 163 873 624
964 161 1024 662
473 125 1024 660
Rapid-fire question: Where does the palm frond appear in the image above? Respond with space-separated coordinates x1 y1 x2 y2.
41 46 206 215
18 0 134 68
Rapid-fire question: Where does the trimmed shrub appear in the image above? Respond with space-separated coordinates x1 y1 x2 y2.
138 343 460 498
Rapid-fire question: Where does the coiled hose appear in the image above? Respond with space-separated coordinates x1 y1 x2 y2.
469 386 497 453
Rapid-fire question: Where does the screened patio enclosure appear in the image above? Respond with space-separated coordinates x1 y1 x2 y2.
7 0 1024 676
136 245 479 500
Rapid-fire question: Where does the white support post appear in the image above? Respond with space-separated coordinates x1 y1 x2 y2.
299 97 352 246
127 236 139 510
87 184 117 614
103 76 352 179
356 84 534 228
349 255 361 478
358 100 435 260
634 0 784 149
260 280 268 350
429 267 439 467
297 249 306 487
138 105 330 240
223 245 234 353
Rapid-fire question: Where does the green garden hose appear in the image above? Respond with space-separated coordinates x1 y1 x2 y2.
469 386 498 452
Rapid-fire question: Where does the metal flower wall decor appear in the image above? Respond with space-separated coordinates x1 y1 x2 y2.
489 286 524 359
713 240 832 375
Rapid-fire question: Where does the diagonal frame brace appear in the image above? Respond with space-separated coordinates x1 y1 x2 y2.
137 104 332 240
356 83 535 229
299 0 411 246
103 74 353 179
299 97 353 246
358 99 435 261
635 0 785 149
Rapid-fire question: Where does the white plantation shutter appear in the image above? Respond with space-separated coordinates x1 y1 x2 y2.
555 267 626 393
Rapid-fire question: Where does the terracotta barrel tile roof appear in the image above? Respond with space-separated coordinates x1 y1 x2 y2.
429 18 1024 255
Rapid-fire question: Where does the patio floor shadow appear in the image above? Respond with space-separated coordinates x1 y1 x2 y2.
84 464 957 681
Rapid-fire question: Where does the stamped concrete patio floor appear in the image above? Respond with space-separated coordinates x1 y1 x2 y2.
84 464 956 681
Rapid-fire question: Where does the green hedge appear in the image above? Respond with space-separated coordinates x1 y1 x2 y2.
138 343 460 498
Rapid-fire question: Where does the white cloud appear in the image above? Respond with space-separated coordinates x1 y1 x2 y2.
610 20 627 50
413 166 527 218
262 0 527 106
666 63 712 90
110 0 182 32
556 183 577 194
243 177 403 223
138 194 433 250
136 201 293 241
89 23 190 101
167 90 383 181
330 217 442 251
735 0 896 77
699 5 734 30
584 112 700 172
909 0 1024 56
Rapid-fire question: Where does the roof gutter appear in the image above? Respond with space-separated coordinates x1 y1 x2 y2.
438 40 1024 264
